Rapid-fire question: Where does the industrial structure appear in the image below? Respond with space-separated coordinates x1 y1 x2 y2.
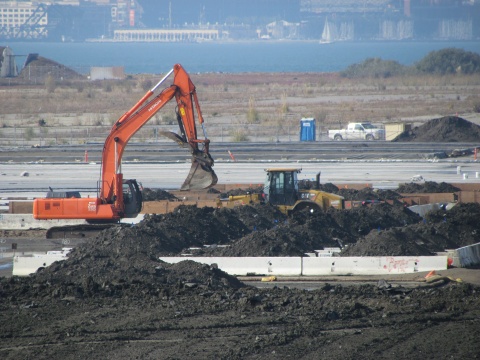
0 0 478 41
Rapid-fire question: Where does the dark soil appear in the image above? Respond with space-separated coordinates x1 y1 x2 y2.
393 115 480 142
1 202 480 358
142 188 179 201
294 181 402 201
397 181 461 193
219 185 264 198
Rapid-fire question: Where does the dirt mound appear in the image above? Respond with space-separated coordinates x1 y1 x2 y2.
342 203 480 256
210 209 345 257
142 188 179 201
88 200 476 259
219 185 264 198
337 187 403 201
218 183 404 202
1 201 480 358
397 181 460 193
200 203 424 257
317 182 340 193
424 202 480 248
328 203 422 237
393 116 480 142
341 227 435 256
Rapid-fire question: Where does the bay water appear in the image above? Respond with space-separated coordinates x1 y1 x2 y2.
5 40 480 74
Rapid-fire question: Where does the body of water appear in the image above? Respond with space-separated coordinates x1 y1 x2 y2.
5 40 480 74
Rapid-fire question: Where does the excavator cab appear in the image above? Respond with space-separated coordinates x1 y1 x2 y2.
264 169 299 206
122 179 143 218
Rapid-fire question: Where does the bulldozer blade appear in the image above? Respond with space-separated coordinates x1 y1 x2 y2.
181 160 218 190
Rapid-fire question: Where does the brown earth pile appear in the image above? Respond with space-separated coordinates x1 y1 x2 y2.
393 115 480 142
1 202 480 358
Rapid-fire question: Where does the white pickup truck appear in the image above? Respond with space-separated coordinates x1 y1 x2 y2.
328 122 384 141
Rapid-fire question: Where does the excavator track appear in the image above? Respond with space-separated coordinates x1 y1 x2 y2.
46 224 118 239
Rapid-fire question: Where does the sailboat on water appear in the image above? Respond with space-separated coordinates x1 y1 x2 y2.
320 18 334 44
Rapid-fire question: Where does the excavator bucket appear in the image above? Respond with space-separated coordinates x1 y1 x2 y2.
159 130 218 190
181 160 218 190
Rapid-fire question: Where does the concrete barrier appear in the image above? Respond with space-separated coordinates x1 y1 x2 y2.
160 257 303 276
9 200 33 214
0 213 144 230
161 255 448 276
0 214 89 230
10 253 450 277
455 242 480 268
303 256 448 275
13 253 68 276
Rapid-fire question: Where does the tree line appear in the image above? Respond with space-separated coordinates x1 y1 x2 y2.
340 48 480 78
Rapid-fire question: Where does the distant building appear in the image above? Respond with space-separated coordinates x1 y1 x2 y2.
0 46 18 77
0 0 478 41
0 1 49 39
0 1 142 41
265 20 299 39
90 66 125 80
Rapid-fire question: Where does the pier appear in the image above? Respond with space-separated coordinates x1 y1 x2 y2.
113 29 222 42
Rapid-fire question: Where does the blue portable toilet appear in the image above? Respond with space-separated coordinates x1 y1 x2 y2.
300 118 316 141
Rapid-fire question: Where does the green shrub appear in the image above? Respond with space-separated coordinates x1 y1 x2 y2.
24 127 34 141
340 58 406 78
415 48 480 75
141 79 153 91
473 101 480 113
230 129 249 142
45 75 56 93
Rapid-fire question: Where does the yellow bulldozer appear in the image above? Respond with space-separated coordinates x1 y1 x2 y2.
218 168 344 214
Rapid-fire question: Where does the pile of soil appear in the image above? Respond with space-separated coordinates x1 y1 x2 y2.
219 185 264 198
393 116 480 142
1 201 480 358
341 202 480 256
211 181 458 203
92 201 476 258
397 181 460 193
336 187 403 201
142 188 179 201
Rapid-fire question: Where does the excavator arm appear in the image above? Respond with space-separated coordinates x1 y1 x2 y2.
101 64 216 204
33 64 217 221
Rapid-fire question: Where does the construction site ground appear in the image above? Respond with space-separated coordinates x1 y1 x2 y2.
1 114 480 358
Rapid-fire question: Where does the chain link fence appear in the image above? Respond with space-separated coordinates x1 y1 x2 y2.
0 123 329 147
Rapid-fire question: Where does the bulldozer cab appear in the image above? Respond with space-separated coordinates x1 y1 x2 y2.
264 169 300 206
122 179 143 218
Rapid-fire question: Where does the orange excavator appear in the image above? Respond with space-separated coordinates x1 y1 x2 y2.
33 63 217 222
